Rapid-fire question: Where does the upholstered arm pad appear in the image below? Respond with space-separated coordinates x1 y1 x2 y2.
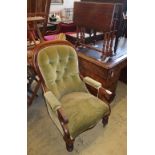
83 76 102 89
83 76 112 96
44 91 61 111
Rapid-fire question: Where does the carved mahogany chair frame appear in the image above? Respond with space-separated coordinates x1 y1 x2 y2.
33 40 112 151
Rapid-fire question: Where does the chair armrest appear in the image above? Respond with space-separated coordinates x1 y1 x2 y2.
44 91 69 124
98 87 114 102
44 91 61 111
83 76 102 89
83 76 112 95
83 76 114 102
57 108 70 137
57 108 69 124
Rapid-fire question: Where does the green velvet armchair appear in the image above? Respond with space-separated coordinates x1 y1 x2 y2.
33 40 112 152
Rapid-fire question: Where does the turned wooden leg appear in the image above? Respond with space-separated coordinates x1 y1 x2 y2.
66 141 74 152
102 115 109 126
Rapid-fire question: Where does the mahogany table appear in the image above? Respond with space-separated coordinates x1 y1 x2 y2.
77 38 127 101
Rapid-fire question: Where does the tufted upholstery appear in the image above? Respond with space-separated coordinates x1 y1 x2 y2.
38 44 88 99
60 92 109 138
36 41 110 140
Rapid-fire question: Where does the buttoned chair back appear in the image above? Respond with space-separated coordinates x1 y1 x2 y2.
36 40 88 99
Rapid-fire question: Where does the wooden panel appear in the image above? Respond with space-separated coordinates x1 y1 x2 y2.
81 0 124 3
81 0 127 15
73 2 115 32
27 0 51 36
78 52 127 93
78 56 108 80
27 0 51 16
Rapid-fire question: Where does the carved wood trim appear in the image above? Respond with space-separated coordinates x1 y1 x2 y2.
98 87 115 103
33 40 75 147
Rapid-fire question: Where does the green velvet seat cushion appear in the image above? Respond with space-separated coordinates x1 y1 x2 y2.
60 92 110 138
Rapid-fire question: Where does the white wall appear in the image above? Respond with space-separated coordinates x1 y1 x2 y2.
49 0 80 12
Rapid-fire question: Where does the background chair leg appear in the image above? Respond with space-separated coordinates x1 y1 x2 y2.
66 141 74 152
102 115 109 126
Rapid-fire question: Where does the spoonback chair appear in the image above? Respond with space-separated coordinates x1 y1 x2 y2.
33 40 112 152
